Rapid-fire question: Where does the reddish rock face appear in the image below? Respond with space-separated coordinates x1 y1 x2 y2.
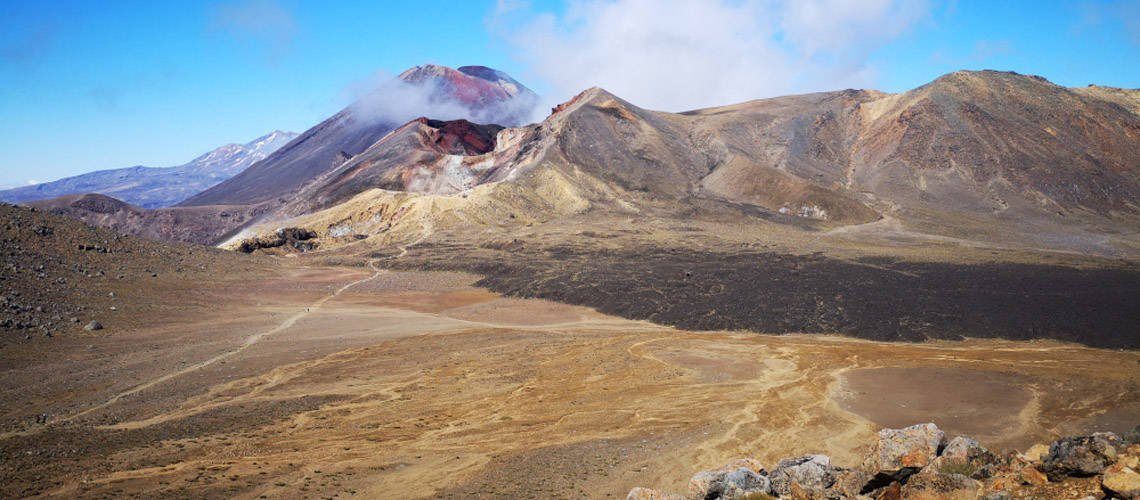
864 423 947 480
181 64 537 208
414 118 504 155
550 88 591 116
399 65 512 104
397 65 538 125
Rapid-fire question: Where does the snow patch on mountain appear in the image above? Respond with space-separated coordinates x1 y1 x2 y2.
0 131 298 208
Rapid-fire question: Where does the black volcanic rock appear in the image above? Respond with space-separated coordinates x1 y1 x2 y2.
1040 433 1122 480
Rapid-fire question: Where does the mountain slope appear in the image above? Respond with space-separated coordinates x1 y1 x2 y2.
290 118 506 211
0 131 296 209
543 72 1140 239
259 72 1139 348
852 71 1140 219
238 71 1138 257
28 193 268 244
38 70 1139 258
179 65 539 207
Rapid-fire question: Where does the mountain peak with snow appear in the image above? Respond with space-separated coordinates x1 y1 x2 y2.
0 130 298 208
245 130 297 152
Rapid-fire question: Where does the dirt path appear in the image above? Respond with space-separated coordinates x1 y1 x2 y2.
1 261 1135 498
59 265 386 424
55 223 446 426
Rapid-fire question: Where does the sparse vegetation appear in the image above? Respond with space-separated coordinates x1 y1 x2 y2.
937 459 978 477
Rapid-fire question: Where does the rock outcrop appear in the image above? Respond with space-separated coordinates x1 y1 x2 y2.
687 458 768 499
1103 463 1140 499
236 227 318 254
1039 432 1122 480
769 454 840 496
630 423 1140 499
931 436 999 479
862 422 946 490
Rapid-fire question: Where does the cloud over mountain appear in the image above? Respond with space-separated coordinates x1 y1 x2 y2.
492 0 931 111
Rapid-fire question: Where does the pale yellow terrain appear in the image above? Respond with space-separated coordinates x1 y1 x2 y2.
2 259 1135 498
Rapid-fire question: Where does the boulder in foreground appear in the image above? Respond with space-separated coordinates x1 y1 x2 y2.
1039 432 1121 480
628 423 1140 499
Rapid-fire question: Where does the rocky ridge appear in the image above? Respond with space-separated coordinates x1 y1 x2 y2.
0 131 297 208
629 423 1140 499
236 71 1140 260
28 193 268 245
30 71 1140 259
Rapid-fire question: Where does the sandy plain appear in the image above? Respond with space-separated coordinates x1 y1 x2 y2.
1 260 1136 499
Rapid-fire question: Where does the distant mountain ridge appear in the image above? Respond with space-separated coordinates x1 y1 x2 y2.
0 130 297 208
179 64 539 207
237 70 1139 257
29 69 1140 259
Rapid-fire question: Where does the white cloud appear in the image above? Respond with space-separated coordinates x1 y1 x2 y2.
492 0 932 112
345 71 479 126
780 0 929 57
343 70 540 127
210 0 297 59
1075 0 1140 45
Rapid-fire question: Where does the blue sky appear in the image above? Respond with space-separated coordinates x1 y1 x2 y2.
1 0 1137 188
